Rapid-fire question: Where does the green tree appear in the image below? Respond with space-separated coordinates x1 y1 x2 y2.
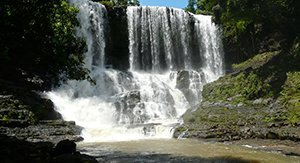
128 0 140 6
197 0 300 63
0 0 88 82
185 0 196 13
98 0 139 7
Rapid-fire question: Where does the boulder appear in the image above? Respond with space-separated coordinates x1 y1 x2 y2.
53 139 76 156
52 139 97 163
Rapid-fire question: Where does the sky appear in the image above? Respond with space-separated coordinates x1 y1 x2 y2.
139 0 188 9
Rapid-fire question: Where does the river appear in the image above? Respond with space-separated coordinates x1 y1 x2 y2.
77 139 300 162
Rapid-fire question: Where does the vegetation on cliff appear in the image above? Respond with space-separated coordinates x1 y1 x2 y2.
180 0 300 141
179 38 300 139
179 43 300 141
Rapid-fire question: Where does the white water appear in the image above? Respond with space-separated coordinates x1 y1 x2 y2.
47 2 224 142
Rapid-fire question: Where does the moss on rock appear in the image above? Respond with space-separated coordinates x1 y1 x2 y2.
232 51 279 72
203 71 272 105
179 47 300 142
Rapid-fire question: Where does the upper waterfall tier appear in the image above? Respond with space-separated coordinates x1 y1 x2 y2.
70 0 108 70
127 6 224 77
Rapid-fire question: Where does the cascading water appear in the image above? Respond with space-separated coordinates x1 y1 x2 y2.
47 2 224 142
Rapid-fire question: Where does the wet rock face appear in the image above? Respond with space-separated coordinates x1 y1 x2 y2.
114 90 146 124
176 70 190 90
175 70 203 106
117 90 141 110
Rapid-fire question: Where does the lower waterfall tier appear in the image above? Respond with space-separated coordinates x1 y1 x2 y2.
47 69 211 141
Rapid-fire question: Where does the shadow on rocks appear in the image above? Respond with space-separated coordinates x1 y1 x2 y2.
0 135 96 163
52 139 97 163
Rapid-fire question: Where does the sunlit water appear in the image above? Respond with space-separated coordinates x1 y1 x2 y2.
77 139 300 163
47 2 224 142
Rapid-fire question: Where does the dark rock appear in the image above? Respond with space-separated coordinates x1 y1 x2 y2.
284 152 300 157
105 7 130 70
52 153 99 163
51 140 97 163
53 139 76 156
0 135 96 163
0 135 54 163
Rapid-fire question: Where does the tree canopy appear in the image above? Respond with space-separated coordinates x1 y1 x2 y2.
193 0 300 62
185 0 196 13
0 0 88 82
97 0 140 7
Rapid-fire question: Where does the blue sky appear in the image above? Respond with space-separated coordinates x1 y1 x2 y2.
139 0 188 9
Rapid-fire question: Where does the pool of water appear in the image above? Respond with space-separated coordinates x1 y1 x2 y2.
77 139 300 163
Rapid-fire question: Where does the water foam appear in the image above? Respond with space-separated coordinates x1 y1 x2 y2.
47 3 224 142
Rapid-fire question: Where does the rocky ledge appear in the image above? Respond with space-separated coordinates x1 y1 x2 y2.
174 101 300 142
175 50 300 145
0 120 83 143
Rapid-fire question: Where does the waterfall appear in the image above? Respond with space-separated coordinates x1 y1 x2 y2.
69 0 108 69
47 2 224 142
127 6 224 105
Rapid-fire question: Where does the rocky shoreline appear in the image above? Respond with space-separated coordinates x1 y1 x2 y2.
0 118 99 163
0 73 98 162
0 135 97 163
0 120 83 143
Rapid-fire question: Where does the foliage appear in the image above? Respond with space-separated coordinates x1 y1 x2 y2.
96 0 139 7
99 0 114 8
185 0 196 13
0 0 88 82
203 71 272 104
0 97 36 124
280 72 300 124
196 0 300 63
128 0 140 6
